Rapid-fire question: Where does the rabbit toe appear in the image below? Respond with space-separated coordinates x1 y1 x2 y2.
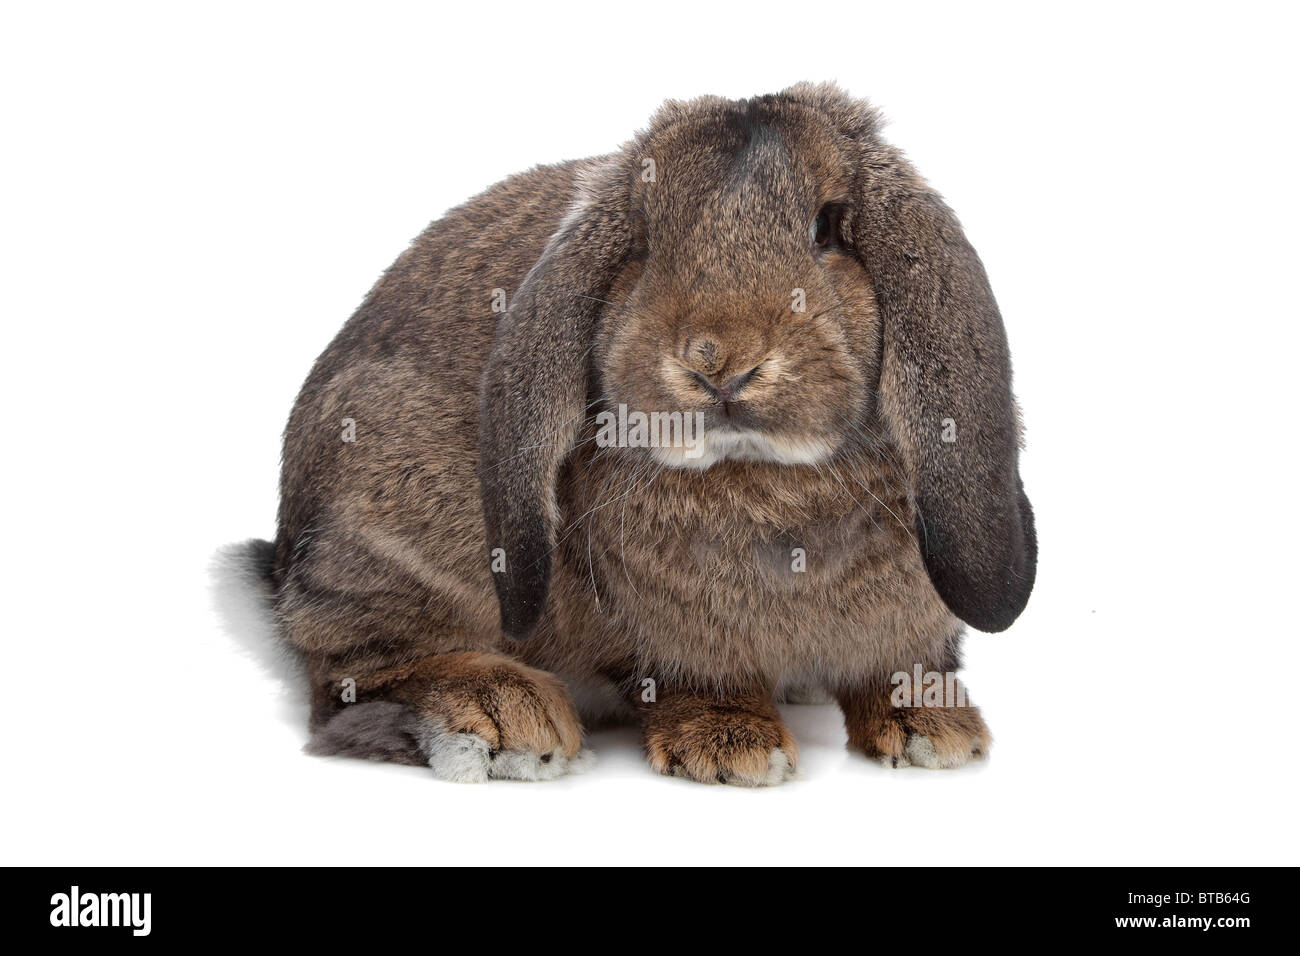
417 720 595 783
881 732 987 770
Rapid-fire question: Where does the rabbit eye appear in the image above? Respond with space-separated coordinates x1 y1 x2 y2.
810 204 842 253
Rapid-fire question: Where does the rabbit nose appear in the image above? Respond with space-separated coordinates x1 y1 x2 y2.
683 337 725 374
691 364 763 402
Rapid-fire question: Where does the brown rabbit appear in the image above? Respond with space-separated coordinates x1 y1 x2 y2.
266 82 1036 785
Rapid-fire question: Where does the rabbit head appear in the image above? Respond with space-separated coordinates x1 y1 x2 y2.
479 82 1036 640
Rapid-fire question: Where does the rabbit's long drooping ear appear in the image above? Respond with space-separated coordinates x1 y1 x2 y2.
478 162 632 640
854 173 1037 633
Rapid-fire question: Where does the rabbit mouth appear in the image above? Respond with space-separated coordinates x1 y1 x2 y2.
650 425 834 470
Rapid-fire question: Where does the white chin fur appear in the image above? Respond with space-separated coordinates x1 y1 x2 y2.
651 429 833 469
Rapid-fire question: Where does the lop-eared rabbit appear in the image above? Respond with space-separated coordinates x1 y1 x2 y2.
261 83 1036 785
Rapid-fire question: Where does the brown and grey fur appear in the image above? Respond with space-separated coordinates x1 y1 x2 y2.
264 83 1036 785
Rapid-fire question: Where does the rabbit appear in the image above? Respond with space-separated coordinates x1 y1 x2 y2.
264 82 1036 786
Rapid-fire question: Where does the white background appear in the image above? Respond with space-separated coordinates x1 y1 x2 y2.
2 1 1296 866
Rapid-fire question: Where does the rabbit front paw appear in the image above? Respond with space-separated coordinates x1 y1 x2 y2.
641 690 797 786
838 679 991 770
410 652 592 783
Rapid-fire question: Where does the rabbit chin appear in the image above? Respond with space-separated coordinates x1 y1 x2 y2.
650 427 834 470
